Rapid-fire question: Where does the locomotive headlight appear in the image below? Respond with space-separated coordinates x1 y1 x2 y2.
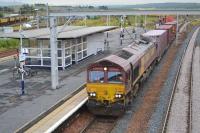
89 92 96 97
115 94 118 98
115 94 122 98
92 93 96 96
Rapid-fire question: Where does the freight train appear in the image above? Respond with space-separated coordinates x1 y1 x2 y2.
86 21 177 116
0 15 29 26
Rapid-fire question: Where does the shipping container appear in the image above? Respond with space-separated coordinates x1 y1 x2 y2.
165 21 177 35
142 30 168 60
156 24 175 44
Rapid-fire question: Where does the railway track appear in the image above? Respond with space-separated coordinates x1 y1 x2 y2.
161 27 200 133
80 116 118 133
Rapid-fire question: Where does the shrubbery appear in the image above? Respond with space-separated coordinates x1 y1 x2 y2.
0 39 19 50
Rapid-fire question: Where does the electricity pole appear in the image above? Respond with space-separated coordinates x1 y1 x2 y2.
50 17 59 89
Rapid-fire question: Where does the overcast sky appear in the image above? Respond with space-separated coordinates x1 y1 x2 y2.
1 0 200 5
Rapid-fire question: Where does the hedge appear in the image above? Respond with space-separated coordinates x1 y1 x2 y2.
0 38 19 50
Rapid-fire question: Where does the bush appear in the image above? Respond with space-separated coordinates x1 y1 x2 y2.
0 39 19 50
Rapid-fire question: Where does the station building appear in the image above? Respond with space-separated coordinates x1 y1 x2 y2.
0 26 117 69
0 25 144 69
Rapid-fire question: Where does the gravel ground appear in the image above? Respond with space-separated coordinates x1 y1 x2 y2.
147 27 199 133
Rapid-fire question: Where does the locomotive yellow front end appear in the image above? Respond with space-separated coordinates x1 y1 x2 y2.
86 61 127 116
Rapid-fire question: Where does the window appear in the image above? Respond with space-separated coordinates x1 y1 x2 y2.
108 71 123 83
57 41 62 48
83 43 87 50
25 58 41 65
22 39 29 47
89 71 104 83
42 40 50 48
77 44 82 51
65 40 71 48
43 58 51 66
28 49 41 57
133 65 139 81
42 49 51 57
65 48 70 57
29 39 37 48
58 59 62 66
78 52 82 60
77 37 82 44
72 39 76 45
83 37 87 42
57 50 62 57
65 57 71 66
83 50 87 57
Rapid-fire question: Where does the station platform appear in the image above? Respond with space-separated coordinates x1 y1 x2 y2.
0 52 106 133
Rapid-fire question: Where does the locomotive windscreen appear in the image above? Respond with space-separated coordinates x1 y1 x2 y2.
108 71 123 83
89 71 104 83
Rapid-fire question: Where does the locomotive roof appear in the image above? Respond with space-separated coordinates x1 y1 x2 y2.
143 30 166 36
95 40 154 71
126 42 154 66
101 55 131 71
157 24 173 30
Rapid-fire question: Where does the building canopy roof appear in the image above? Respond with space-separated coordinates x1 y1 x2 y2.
0 26 117 39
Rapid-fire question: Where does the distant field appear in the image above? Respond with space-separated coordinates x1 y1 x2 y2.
191 19 200 26
72 15 159 29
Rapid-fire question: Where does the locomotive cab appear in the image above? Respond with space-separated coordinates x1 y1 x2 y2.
86 60 127 116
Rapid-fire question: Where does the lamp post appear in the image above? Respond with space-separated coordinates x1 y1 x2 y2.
19 25 25 95
19 25 29 95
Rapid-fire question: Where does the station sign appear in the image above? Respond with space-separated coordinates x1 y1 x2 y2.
22 48 29 54
19 53 26 62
